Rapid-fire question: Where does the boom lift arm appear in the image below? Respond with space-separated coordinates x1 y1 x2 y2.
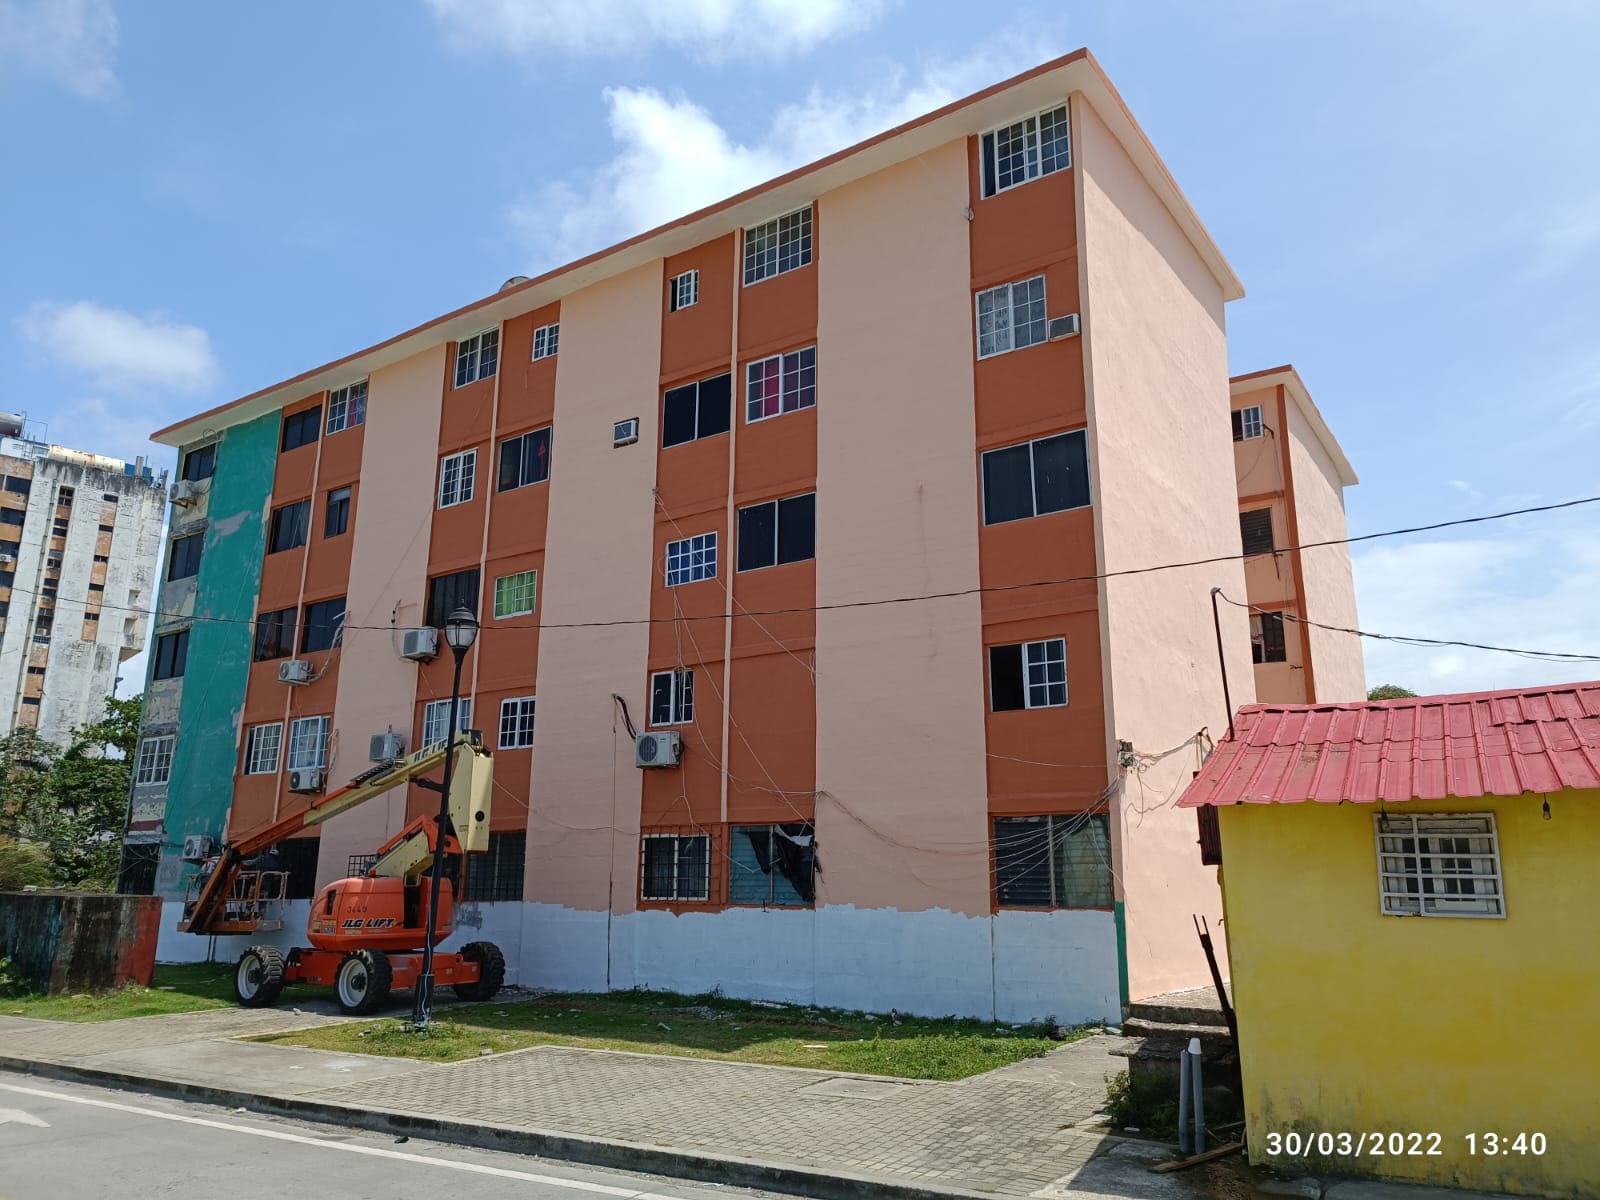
180 732 493 935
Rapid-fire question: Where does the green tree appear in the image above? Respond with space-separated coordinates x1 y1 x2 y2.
0 835 53 890
1367 683 1419 701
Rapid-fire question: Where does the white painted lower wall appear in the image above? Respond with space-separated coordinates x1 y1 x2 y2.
155 900 1121 1024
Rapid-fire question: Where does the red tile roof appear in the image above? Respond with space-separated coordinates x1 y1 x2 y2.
1178 682 1600 807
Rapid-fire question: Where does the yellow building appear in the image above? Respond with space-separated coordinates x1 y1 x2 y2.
1181 682 1600 1198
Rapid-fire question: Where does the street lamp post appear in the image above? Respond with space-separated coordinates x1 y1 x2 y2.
411 605 478 1030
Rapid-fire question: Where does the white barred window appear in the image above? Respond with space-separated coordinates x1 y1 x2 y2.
326 380 367 434
499 696 536 749
670 270 699 312
438 449 476 508
976 275 1047 358
665 532 717 587
286 716 330 771
532 323 559 361
743 207 812 285
243 724 282 776
1376 812 1505 918
421 699 472 750
134 736 174 786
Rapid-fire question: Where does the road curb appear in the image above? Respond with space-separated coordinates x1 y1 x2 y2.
0 1053 997 1200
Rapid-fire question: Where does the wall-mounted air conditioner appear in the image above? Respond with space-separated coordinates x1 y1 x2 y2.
169 480 198 506
287 768 324 793
0 553 14 566
181 834 214 862
1047 314 1081 341
401 627 438 662
613 418 640 447
278 659 313 685
635 731 682 769
369 732 405 763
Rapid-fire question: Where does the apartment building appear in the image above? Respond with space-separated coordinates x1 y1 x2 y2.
121 51 1359 1022
0 417 165 745
1230 367 1363 704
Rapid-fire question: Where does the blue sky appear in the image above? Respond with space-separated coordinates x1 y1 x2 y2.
2 0 1597 696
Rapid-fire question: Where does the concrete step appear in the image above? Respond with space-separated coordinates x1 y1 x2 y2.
1123 996 1230 1027
1120 1016 1234 1045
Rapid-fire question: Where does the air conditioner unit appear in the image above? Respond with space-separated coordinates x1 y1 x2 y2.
287 767 324 793
277 659 313 685
1047 314 1081 341
181 834 214 862
635 731 682 769
613 418 640 447
369 732 405 763
400 627 438 662
0 553 13 566
169 480 198 506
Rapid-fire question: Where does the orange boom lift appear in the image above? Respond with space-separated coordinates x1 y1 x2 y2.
179 732 504 1014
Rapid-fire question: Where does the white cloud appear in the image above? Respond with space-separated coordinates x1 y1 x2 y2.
1352 524 1600 695
422 0 891 59
21 300 219 394
508 38 1050 269
0 0 117 99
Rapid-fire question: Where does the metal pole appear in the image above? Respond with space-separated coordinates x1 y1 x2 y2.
1178 1044 1192 1155
1189 1036 1206 1150
1209 587 1236 742
411 643 465 1030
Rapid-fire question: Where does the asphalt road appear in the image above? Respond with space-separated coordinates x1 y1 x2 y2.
0 1071 791 1200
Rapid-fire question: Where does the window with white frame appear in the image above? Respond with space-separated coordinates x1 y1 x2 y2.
532 323 559 361
134 736 174 786
746 346 816 423
665 532 717 587
243 723 282 775
286 716 330 771
438 449 476 508
980 102 1071 197
976 275 1047 358
1232 405 1264 441
498 696 536 749
743 206 812 285
650 669 694 726
989 638 1068 710
670 270 699 312
422 698 472 749
493 570 537 618
1375 812 1505 918
326 381 367 434
454 329 500 388
641 834 710 901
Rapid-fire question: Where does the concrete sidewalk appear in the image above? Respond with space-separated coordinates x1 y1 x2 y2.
0 1007 1167 1199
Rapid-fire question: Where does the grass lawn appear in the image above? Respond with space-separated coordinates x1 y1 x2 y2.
261 989 1092 1081
2 962 330 1022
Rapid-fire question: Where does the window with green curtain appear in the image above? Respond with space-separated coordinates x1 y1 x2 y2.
494 569 537 618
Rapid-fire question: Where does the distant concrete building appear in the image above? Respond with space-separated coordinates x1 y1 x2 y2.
0 415 166 745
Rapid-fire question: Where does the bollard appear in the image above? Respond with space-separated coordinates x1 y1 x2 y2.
1189 1036 1206 1151
1177 1040 1192 1155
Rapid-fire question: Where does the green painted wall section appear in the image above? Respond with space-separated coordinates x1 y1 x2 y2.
154 412 276 894
1114 900 1128 1007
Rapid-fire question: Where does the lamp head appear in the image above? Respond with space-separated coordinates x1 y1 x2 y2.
444 606 479 651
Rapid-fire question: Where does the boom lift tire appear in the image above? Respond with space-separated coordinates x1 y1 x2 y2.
235 946 286 1007
453 941 506 1002
335 949 393 1015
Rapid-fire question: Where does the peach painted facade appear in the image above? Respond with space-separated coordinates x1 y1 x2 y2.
134 53 1361 1019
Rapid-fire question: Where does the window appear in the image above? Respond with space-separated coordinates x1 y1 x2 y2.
1240 508 1275 556
497 428 551 492
119 843 161 896
300 597 346 653
426 568 480 626
994 814 1112 908
101 493 115 503
746 347 816 423
181 444 217 482
976 275 1047 358
981 430 1089 525
244 723 282 775
989 638 1068 711
253 608 296 661
134 736 174 786
464 831 526 902
286 716 330 771
438 449 477 508
3 476 29 494
88 582 104 593
498 696 537 749
665 532 717 587
649 669 694 726
268 500 311 553
1376 813 1504 918
493 570 537 618
280 407 321 452
736 492 814 571
980 102 1071 197
167 534 203 581
96 521 115 533
1232 405 1264 441
0 509 22 526
1251 611 1287 664
531 323 559 361
326 381 367 434
743 206 812 285
729 824 815 906
422 698 473 749
325 486 351 538
641 834 710 901
153 630 189 680
454 329 500 387
662 372 732 447
670 270 699 312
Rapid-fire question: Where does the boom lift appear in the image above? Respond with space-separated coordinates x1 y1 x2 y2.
180 732 505 1015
